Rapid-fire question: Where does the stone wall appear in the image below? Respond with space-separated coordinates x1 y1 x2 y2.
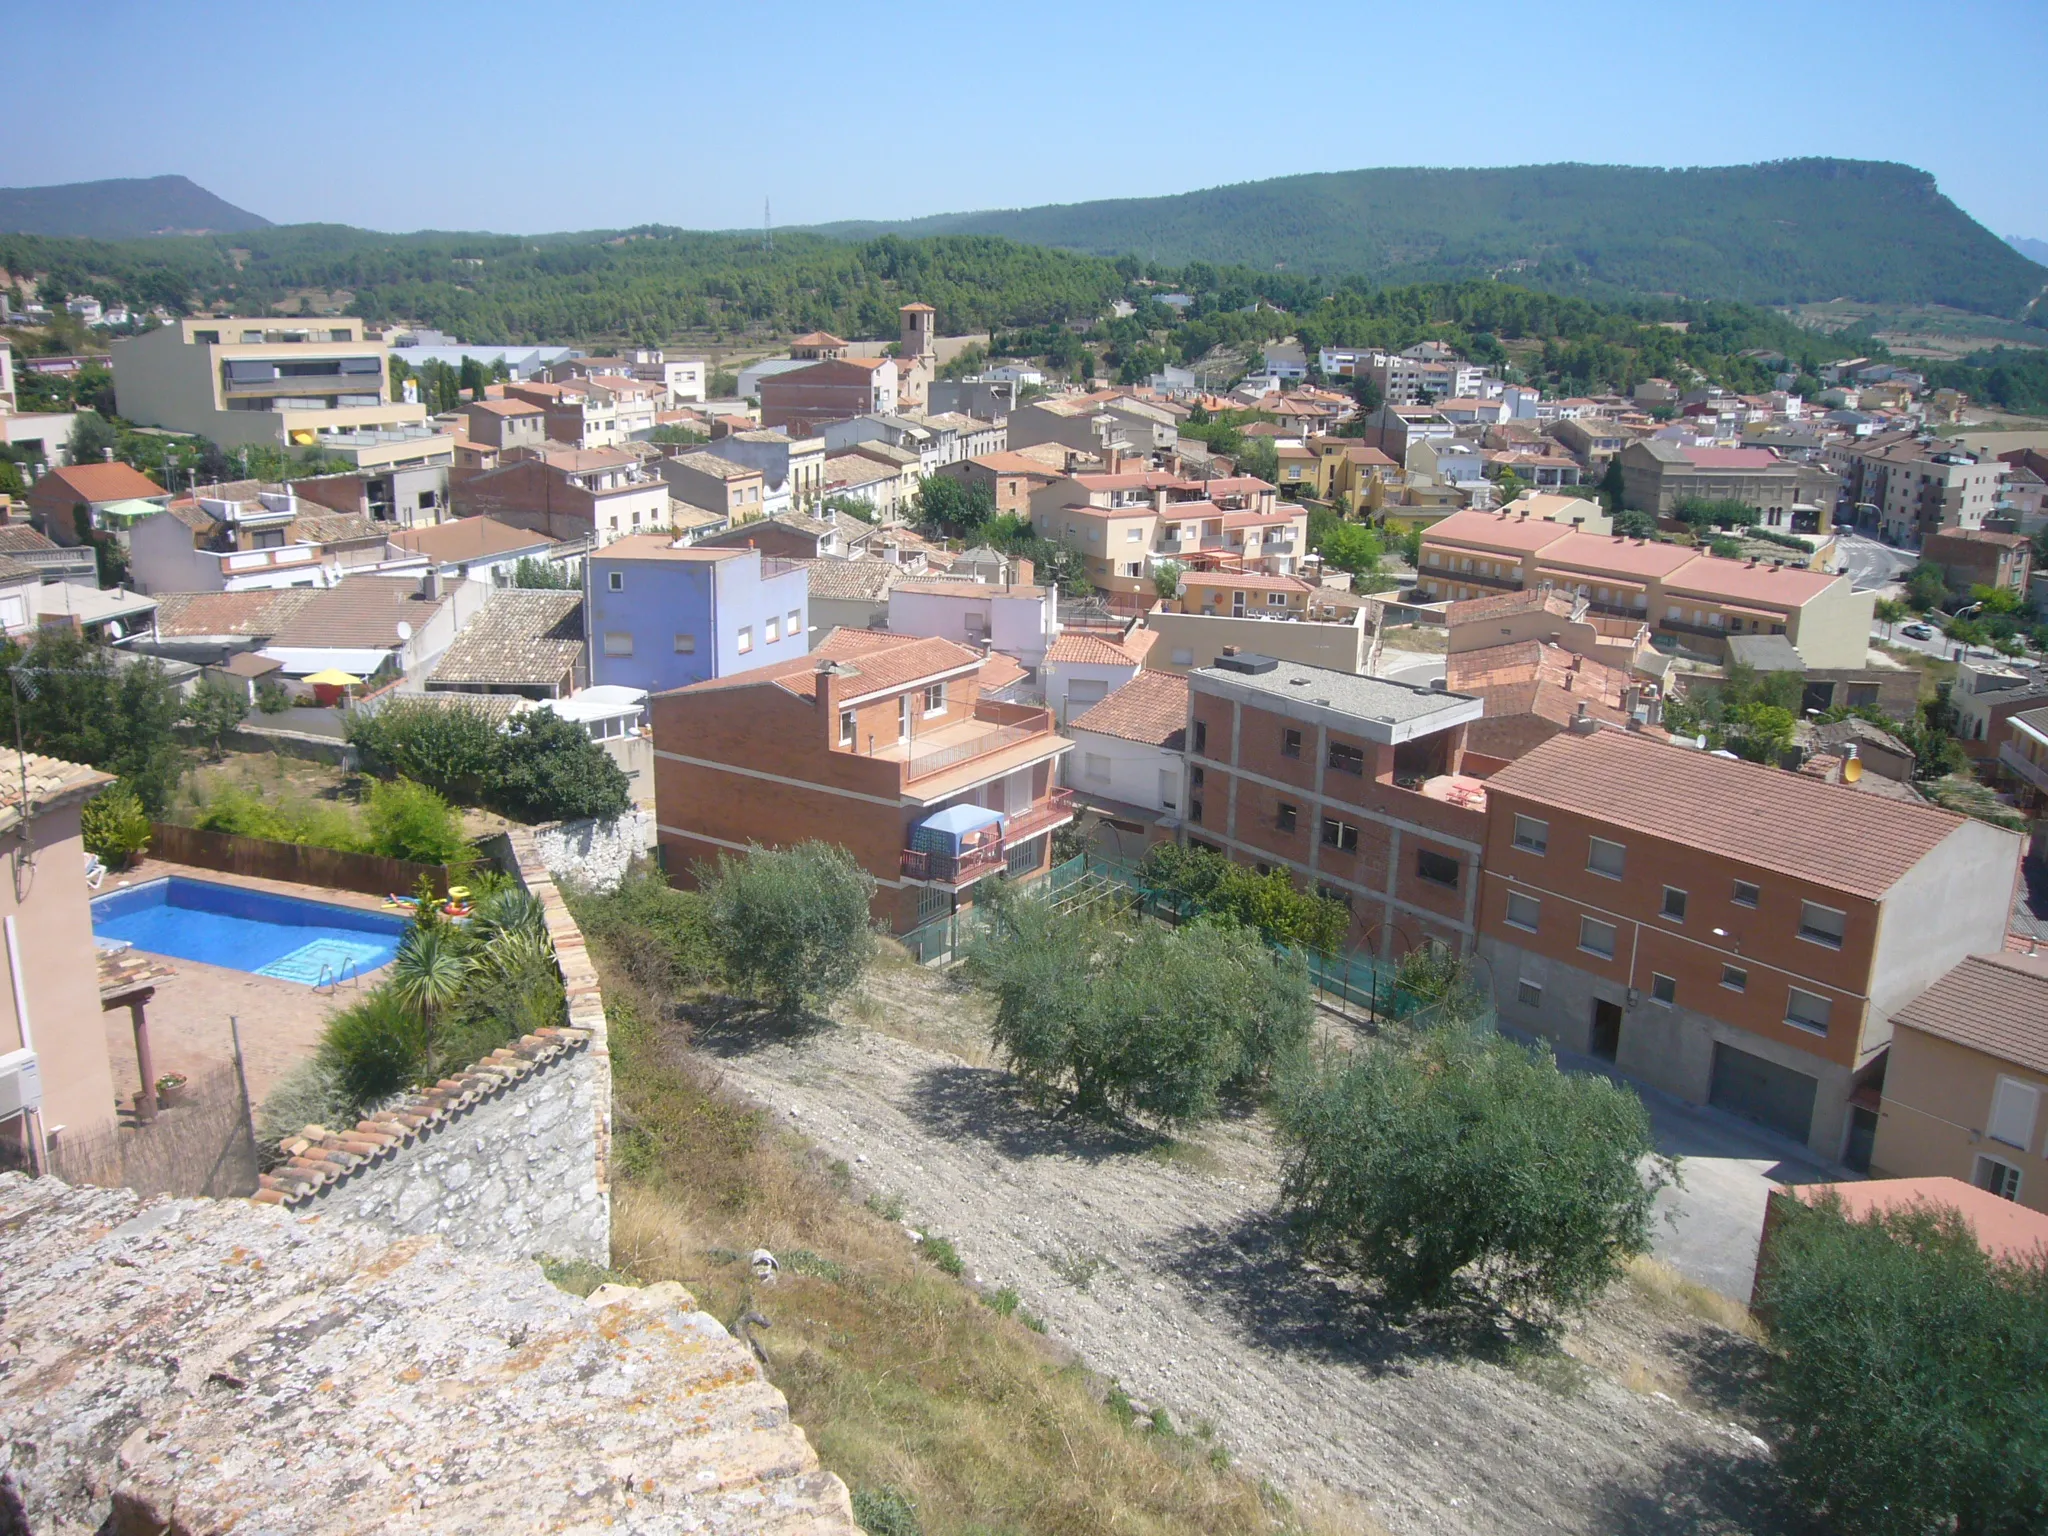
256 827 613 1267
531 808 654 893
0 1174 856 1535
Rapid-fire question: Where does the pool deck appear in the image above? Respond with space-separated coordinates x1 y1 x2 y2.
98 859 401 1111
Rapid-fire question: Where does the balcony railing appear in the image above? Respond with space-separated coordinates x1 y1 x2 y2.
900 789 1074 886
905 701 1056 781
1999 741 2048 797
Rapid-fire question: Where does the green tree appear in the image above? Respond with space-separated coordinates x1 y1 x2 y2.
346 698 502 801
1754 1193 2048 1536
1672 496 1760 532
1151 560 1183 600
182 674 249 758
1136 843 1348 953
458 356 490 401
1317 521 1383 577
1725 701 1797 763
1493 468 1524 505
511 555 574 589
1598 455 1626 512
1971 582 2024 616
390 920 474 1069
492 707 632 822
915 473 995 535
0 630 188 813
65 411 118 466
703 842 876 1013
1276 1026 1672 1315
1350 373 1383 415
1612 507 1657 538
363 778 469 864
1873 596 1907 636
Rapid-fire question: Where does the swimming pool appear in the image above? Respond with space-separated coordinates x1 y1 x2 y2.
91 877 412 986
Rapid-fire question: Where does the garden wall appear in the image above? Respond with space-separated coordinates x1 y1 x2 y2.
149 821 449 898
254 827 613 1266
530 809 652 893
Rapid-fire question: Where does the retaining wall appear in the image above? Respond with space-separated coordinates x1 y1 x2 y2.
530 809 652 893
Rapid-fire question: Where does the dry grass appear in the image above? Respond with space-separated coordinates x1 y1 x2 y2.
1378 624 1447 654
1624 1254 1762 1341
598 968 1340 1536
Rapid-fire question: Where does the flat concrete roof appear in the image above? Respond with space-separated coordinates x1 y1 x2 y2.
1189 657 1482 744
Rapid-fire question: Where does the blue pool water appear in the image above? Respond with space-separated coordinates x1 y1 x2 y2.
91 877 410 986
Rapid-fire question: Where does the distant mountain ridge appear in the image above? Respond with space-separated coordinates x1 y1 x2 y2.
2008 235 2048 269
0 175 270 239
814 159 2045 317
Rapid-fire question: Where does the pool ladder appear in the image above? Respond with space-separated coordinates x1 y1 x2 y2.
314 957 362 996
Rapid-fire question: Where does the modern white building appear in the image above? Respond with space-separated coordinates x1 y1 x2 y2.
885 579 1061 676
1060 670 1188 855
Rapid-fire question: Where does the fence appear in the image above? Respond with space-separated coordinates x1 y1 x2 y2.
149 822 452 899
30 1061 260 1200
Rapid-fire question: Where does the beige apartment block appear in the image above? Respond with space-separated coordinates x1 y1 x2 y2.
112 318 448 471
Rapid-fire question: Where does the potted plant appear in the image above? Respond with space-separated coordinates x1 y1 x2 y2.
155 1072 188 1109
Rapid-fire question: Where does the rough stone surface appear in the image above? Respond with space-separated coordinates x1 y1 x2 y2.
283 1040 610 1264
0 1174 857 1535
534 811 652 894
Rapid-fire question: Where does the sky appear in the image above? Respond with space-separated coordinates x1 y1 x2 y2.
8 0 2045 241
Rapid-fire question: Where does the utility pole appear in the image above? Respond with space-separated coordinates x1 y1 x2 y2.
764 198 772 254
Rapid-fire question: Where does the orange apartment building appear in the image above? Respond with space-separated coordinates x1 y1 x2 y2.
1478 730 2019 1160
1028 467 1302 595
1418 507 1875 670
1185 654 1489 954
651 629 1073 932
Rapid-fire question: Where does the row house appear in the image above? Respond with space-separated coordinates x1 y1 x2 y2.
759 358 899 436
1479 729 2018 1161
127 485 400 595
702 430 827 516
652 629 1073 933
505 381 622 450
542 348 705 405
935 451 1066 518
1417 507 1875 669
1185 654 1489 955
1827 433 2004 543
657 450 766 524
452 445 669 547
1616 440 1839 531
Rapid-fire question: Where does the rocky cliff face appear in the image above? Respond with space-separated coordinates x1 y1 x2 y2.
0 1175 855 1535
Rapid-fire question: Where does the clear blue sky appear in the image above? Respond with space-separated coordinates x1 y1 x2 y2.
11 0 2044 242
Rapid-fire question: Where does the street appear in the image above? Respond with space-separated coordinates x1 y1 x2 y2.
1833 528 1916 593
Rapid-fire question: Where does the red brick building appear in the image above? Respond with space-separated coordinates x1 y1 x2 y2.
758 358 898 437
652 629 1072 932
1184 653 1488 955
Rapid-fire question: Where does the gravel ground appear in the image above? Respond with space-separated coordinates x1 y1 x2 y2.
692 962 1788 1536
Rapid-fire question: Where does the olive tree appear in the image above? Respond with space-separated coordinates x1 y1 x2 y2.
1276 1027 1672 1315
1755 1194 2048 1536
968 896 1312 1123
703 842 876 1012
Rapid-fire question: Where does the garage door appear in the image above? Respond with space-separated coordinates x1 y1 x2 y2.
1709 1042 1817 1145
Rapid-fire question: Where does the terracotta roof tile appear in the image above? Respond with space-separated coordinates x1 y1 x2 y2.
1445 588 1577 625
1069 671 1188 748
1890 952 2048 1075
152 589 319 638
428 589 583 688
267 577 454 651
0 753 111 834
391 516 559 564
0 526 58 555
29 462 167 503
1484 730 1973 899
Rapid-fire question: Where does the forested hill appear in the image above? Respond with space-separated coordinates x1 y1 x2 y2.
816 159 2046 317
0 175 271 238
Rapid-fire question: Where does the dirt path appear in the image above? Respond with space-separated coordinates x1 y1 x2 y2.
694 963 1784 1536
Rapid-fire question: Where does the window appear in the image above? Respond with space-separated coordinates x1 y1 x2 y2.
1171 647 1194 667
1732 880 1761 908
1785 988 1832 1035
1321 817 1359 852
1722 965 1748 992
1188 766 1204 790
1651 973 1677 1006
673 632 696 653
1512 815 1549 854
608 571 624 592
1192 720 1207 753
787 609 801 637
1976 1156 2023 1202
839 708 856 747
602 631 633 657
923 682 946 716
1989 1077 2041 1151
1189 797 1204 825
765 616 780 643
1578 916 1617 959
1415 849 1459 888
736 626 752 654
1504 890 1541 932
1798 901 1846 949
1276 803 1298 833
1267 592 1289 608
1587 838 1625 878
1517 979 1543 1008
1661 887 1688 921
1126 527 1143 542
1281 728 1302 759
1084 753 1111 783
1327 741 1365 776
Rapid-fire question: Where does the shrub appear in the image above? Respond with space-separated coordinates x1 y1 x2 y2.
969 896 1313 1123
849 1487 922 1536
183 675 249 757
192 783 365 852
1755 1193 2048 1536
319 986 428 1110
254 679 292 714
492 707 632 822
703 842 875 1012
346 698 501 800
0 629 188 813
81 781 151 867
566 864 720 993
362 777 468 865
1137 842 1347 953
254 1055 354 1151
1275 1026 1672 1315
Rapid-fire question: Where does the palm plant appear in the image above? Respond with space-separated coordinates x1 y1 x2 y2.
390 923 474 1071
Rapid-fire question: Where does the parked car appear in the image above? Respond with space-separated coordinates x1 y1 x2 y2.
1901 622 1935 640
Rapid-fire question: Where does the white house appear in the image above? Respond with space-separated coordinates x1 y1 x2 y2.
885 579 1061 675
1041 627 1155 724
1061 670 1188 856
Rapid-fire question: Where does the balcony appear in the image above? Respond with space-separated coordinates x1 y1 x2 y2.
889 699 1057 782
900 789 1074 886
1999 740 2048 797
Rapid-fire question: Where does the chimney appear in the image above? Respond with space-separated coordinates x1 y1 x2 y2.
1221 645 1238 657
420 568 443 600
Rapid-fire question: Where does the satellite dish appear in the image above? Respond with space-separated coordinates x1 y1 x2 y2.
396 621 413 641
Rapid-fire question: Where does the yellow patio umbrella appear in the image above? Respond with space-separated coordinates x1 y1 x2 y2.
302 668 363 687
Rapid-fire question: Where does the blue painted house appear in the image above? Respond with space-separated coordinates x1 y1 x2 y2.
585 534 810 694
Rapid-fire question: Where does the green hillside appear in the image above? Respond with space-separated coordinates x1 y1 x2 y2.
817 160 2046 317
0 175 270 239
